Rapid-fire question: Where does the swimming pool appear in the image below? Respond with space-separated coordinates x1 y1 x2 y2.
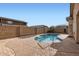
35 33 61 43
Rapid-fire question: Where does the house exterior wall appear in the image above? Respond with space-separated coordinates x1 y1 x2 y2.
0 17 27 26
72 4 79 42
69 3 79 43
67 17 73 36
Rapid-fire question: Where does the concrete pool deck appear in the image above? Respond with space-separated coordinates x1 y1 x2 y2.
0 34 79 56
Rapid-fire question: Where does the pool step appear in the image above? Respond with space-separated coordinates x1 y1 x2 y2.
56 38 63 41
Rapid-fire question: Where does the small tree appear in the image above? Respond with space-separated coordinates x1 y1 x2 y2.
47 26 55 33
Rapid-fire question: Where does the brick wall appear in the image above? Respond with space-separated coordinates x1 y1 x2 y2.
19 26 35 36
0 26 35 39
54 28 68 34
30 27 49 34
0 25 67 39
0 26 18 39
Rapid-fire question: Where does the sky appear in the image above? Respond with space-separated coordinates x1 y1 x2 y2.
0 3 70 27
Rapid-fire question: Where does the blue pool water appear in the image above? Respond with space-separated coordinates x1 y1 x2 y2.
35 33 60 43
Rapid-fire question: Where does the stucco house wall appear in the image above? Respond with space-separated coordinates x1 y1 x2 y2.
72 4 79 42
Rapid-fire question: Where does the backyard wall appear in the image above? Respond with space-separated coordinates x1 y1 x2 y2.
0 26 18 39
54 28 68 34
0 26 35 39
36 28 48 34
31 27 49 34
0 25 67 39
0 25 49 39
19 26 35 36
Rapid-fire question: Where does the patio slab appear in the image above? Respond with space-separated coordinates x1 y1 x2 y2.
0 34 79 56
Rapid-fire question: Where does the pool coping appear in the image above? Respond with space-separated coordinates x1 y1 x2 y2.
34 33 69 49
34 33 61 49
